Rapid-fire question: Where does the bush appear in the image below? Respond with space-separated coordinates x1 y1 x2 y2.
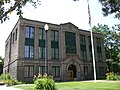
106 72 120 80
0 73 23 86
0 73 11 80
34 73 57 90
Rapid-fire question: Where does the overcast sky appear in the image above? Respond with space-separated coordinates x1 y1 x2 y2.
0 0 120 57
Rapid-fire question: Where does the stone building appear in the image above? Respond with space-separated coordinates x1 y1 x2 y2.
3 18 107 82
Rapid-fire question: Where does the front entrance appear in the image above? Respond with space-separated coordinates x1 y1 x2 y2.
67 64 76 80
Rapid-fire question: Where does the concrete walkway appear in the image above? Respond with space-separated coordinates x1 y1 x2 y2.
0 85 22 90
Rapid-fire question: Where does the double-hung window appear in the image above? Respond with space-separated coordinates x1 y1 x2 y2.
24 26 35 59
24 66 34 78
80 35 87 61
88 36 92 61
84 66 88 75
96 38 102 61
38 66 45 75
51 30 59 59
52 66 60 78
39 28 46 59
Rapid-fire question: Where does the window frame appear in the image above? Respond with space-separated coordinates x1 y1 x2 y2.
24 45 34 59
39 47 45 59
96 38 102 61
65 31 76 54
38 66 45 75
88 36 92 61
80 34 87 61
51 30 59 59
24 66 34 78
52 66 60 78
84 66 88 75
25 26 35 39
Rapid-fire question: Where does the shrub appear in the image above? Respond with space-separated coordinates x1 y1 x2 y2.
34 73 57 90
106 72 120 80
0 73 23 86
0 73 11 80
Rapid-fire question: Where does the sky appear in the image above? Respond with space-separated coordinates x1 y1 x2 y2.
0 0 120 57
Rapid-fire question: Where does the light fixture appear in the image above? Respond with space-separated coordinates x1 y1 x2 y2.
44 24 49 31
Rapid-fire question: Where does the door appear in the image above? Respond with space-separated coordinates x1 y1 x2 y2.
67 64 77 81
68 70 74 80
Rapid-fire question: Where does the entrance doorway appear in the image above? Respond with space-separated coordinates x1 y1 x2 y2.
68 64 76 80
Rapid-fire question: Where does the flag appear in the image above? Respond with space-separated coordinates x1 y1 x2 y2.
87 0 91 26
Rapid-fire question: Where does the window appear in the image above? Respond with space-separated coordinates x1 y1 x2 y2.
38 66 45 75
88 36 92 61
65 32 76 54
30 46 34 58
39 28 46 40
24 45 34 58
39 28 46 59
29 66 34 77
52 66 60 78
80 35 87 61
99 67 104 76
24 66 34 78
51 48 59 59
24 66 28 77
12 33 15 43
25 46 29 58
96 38 102 61
80 35 86 45
84 66 88 75
25 26 34 59
15 28 18 40
39 47 45 59
96 38 101 47
51 30 58 41
51 30 59 59
90 66 94 79
25 26 35 39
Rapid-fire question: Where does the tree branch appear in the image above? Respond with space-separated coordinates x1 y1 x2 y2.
0 0 22 22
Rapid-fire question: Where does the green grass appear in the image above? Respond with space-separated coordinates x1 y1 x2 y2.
14 81 120 90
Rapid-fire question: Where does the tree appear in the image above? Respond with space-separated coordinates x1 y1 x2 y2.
0 0 40 23
73 0 120 19
92 24 120 73
98 0 120 19
0 56 4 75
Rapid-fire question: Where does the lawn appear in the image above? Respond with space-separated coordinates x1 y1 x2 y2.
14 81 120 90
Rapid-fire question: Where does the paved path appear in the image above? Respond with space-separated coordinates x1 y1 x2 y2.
0 85 22 90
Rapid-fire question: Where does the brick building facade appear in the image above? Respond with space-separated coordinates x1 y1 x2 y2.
3 18 107 82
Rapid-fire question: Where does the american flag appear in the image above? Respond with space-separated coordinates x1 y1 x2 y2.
87 0 91 26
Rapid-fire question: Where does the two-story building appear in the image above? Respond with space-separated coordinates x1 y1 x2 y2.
3 18 107 82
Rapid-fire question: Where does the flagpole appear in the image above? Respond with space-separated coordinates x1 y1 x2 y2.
87 0 96 82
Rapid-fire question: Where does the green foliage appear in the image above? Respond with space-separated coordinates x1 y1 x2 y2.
106 72 120 80
4 79 22 86
0 73 11 80
0 56 4 75
34 73 57 90
0 56 4 63
0 73 23 86
15 82 120 90
0 0 41 23
92 24 120 73
98 0 120 19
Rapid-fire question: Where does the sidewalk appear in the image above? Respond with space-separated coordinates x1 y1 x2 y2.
0 85 22 90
